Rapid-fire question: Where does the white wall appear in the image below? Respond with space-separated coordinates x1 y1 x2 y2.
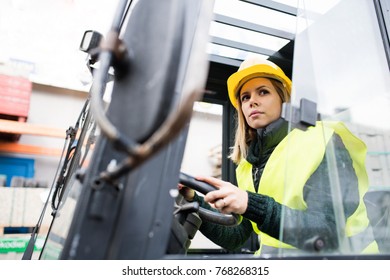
181 109 222 177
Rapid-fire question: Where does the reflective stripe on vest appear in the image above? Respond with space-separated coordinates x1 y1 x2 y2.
236 121 376 254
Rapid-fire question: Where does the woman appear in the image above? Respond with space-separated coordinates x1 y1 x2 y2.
180 55 377 255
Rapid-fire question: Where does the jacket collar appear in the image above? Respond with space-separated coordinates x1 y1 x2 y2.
247 118 288 165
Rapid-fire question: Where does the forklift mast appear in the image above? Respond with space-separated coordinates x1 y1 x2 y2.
38 0 215 260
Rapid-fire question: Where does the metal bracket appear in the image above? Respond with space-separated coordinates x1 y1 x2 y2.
281 98 319 131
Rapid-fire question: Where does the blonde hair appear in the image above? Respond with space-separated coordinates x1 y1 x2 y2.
228 78 291 164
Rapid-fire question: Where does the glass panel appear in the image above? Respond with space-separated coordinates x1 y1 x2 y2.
277 0 390 258
39 176 83 260
39 114 97 260
207 43 269 61
213 0 296 34
209 0 293 61
209 22 290 53
180 101 224 251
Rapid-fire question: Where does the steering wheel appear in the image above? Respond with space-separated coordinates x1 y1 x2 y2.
179 172 240 226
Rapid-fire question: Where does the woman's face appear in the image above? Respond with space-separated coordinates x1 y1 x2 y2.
239 77 282 129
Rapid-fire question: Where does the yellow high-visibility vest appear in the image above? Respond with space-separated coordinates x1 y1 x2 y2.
236 121 378 254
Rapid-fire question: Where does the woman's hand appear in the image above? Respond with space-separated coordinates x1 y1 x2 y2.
196 176 248 215
178 183 195 201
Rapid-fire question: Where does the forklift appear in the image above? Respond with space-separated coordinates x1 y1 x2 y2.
23 0 390 260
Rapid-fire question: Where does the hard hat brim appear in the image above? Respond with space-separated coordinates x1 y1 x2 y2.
227 64 292 109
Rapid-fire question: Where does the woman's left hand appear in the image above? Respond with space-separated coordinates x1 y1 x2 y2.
195 175 248 215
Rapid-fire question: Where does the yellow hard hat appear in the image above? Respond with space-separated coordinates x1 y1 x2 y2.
227 55 292 109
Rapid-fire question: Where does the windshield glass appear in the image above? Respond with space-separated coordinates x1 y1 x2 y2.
277 0 390 257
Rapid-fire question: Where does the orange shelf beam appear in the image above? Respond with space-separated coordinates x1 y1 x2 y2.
0 119 65 138
0 142 63 157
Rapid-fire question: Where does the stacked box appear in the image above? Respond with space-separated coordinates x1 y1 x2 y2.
0 74 32 118
0 187 51 228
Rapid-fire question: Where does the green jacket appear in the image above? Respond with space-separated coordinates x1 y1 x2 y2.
194 119 374 254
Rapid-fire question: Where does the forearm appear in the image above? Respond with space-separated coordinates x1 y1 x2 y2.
243 192 281 239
